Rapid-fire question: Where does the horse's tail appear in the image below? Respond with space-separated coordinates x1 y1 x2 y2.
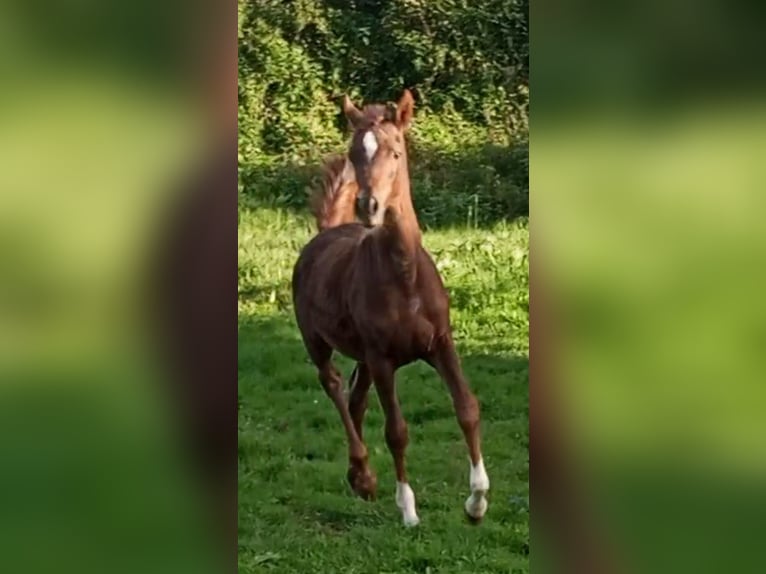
309 155 358 232
382 207 419 288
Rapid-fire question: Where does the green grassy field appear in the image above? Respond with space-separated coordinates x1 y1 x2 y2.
238 207 529 573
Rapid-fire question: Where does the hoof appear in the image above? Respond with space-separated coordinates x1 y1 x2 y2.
402 514 420 527
464 509 484 525
347 466 377 501
464 496 488 524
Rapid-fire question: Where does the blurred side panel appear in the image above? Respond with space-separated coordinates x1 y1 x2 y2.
0 0 237 573
532 1 766 572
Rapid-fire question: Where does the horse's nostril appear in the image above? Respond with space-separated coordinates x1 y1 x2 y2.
369 197 379 216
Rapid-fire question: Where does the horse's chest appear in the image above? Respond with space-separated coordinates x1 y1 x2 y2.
408 295 421 314
366 305 434 361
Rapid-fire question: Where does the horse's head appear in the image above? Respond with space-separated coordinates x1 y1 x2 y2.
341 89 415 226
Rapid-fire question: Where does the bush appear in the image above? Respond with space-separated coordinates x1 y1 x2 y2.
238 0 529 224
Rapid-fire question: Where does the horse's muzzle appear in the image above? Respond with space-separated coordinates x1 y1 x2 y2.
356 195 379 219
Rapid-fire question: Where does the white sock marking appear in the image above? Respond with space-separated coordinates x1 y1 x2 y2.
465 458 489 519
396 482 420 527
362 130 378 160
470 458 490 492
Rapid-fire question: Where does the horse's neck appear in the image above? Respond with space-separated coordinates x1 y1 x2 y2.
393 163 422 247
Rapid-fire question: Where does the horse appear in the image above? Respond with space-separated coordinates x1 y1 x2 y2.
291 89 489 526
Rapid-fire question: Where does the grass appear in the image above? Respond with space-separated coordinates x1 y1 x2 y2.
238 207 529 573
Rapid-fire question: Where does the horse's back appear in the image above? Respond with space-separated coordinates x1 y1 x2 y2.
295 221 363 267
292 223 368 359
292 223 366 314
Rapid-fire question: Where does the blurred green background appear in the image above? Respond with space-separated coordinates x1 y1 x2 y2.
534 1 766 572
0 1 223 573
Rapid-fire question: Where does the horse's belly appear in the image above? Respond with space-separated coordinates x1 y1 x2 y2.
318 323 365 362
368 309 437 366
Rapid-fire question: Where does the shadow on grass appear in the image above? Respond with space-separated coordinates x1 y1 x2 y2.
237 311 529 492
238 140 528 230
238 312 528 394
308 506 386 532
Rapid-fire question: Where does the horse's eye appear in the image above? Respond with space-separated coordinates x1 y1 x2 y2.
392 150 401 160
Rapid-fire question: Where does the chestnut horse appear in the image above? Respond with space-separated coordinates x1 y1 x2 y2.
292 90 489 526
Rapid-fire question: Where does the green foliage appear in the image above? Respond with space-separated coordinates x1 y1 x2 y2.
238 9 342 162
238 0 529 224
408 109 529 228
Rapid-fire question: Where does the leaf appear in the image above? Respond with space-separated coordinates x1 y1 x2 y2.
253 552 281 565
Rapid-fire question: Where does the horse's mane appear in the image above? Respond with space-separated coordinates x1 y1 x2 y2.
309 154 359 232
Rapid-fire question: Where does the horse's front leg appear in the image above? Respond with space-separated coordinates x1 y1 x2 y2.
369 358 420 527
427 333 490 522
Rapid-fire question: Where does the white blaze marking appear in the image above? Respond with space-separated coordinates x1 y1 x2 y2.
362 130 378 160
396 482 420 527
465 458 490 519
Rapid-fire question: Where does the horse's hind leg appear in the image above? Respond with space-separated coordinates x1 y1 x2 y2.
369 358 419 527
427 333 489 522
308 337 377 500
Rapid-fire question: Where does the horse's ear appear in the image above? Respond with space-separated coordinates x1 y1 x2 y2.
342 95 365 127
395 89 415 130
